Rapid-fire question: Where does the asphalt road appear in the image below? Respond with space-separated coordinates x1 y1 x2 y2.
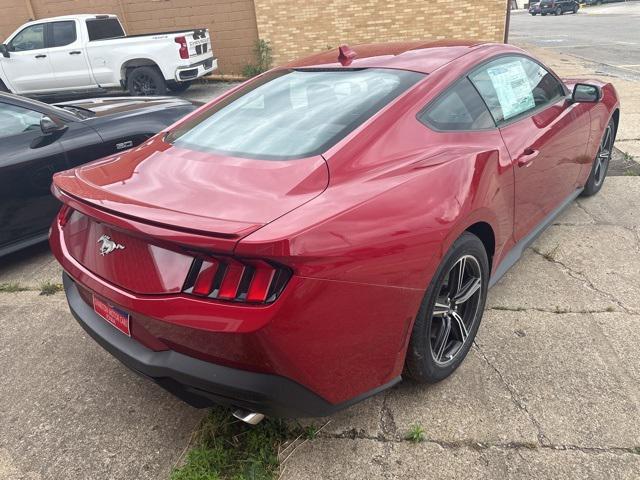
509 1 640 81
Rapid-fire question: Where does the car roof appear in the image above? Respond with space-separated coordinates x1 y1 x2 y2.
283 40 509 74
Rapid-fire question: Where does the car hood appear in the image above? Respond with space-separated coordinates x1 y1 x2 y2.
52 137 329 240
54 96 199 118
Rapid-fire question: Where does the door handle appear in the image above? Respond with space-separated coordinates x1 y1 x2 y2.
35 54 47 59
517 148 539 167
69 51 81 55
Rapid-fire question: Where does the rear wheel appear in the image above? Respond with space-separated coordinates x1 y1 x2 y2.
404 232 489 383
167 80 192 93
127 66 167 96
555 6 563 14
582 118 615 197
573 5 579 12
542 12 547 15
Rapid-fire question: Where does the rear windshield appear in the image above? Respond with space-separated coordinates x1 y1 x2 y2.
86 18 125 41
166 68 424 160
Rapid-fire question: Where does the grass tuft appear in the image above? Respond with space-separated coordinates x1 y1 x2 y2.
171 407 300 480
0 282 29 293
405 424 426 443
40 282 63 296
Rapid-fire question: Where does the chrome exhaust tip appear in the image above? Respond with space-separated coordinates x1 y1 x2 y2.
233 408 265 425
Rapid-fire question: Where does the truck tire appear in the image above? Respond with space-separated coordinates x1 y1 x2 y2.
127 66 167 96
167 80 192 93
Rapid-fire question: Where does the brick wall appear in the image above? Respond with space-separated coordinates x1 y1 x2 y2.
0 0 259 74
0 0 507 76
253 0 507 65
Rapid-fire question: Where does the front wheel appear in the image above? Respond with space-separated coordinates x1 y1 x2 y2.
555 6 563 14
582 118 615 197
127 66 167 96
404 232 489 383
542 12 547 15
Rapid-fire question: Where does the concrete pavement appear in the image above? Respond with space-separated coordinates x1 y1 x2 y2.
511 12 640 161
282 178 640 479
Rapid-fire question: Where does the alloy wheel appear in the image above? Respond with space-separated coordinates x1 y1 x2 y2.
132 74 158 96
429 255 483 366
593 124 613 187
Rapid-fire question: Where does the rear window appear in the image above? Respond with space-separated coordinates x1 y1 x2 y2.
86 18 125 41
167 68 424 160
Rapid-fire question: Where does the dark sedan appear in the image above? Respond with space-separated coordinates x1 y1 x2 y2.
0 93 199 256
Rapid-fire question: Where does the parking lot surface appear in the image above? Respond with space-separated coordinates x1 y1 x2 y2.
2 177 638 479
510 2 640 81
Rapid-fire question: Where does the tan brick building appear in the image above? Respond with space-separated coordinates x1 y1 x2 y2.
0 0 508 75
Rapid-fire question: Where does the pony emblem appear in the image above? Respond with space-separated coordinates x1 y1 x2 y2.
97 235 125 256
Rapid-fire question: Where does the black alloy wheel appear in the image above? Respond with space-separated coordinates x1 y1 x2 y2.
127 66 167 96
582 119 615 196
405 232 489 383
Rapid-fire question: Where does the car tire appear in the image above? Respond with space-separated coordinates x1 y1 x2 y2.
555 6 562 14
404 232 489 383
582 118 615 197
542 12 547 15
531 12 537 15
167 80 192 93
573 5 578 12
127 66 167 96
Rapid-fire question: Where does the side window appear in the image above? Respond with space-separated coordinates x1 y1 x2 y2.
418 78 494 131
469 56 565 124
9 24 45 52
51 21 77 48
0 103 44 139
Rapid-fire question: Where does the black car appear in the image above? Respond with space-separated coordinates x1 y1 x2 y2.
530 0 579 15
0 93 199 256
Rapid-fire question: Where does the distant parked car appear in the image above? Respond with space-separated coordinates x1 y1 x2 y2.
0 14 216 97
584 0 623 5
530 0 579 14
0 92 199 256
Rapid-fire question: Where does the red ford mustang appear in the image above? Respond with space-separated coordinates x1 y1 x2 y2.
50 41 619 421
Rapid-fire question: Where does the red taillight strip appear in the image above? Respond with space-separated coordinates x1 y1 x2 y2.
217 260 245 300
246 261 276 303
183 256 291 305
192 260 220 296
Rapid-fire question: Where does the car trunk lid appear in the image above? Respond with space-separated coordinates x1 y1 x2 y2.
53 139 329 245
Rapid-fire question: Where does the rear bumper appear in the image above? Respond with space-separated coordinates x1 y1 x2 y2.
63 273 398 417
174 56 217 82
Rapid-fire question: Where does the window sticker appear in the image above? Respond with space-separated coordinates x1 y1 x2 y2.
486 61 535 120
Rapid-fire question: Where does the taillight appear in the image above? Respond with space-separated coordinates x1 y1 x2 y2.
175 36 189 59
57 205 73 227
183 256 291 304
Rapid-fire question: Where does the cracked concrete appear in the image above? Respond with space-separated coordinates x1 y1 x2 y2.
283 177 640 478
1 182 639 479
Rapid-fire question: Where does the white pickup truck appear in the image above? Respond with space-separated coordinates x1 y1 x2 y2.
0 14 216 96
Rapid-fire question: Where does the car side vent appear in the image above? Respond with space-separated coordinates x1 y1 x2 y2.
183 256 291 304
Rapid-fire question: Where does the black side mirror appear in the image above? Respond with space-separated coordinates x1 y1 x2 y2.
40 115 66 135
0 44 9 58
571 83 600 103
